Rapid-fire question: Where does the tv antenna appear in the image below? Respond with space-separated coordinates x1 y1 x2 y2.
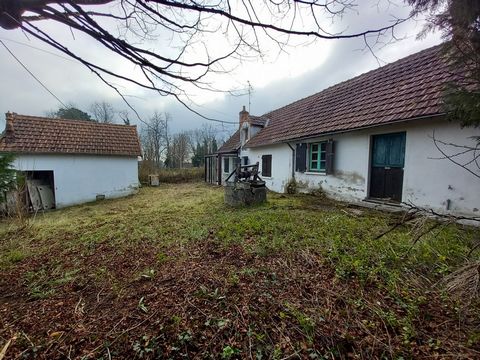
247 81 253 112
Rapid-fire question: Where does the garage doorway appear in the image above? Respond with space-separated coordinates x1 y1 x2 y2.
25 171 56 211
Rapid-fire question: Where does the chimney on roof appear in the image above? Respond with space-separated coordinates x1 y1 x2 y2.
4 112 15 143
239 105 249 129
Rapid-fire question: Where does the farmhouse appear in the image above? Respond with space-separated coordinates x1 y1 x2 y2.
0 113 141 209
206 44 480 217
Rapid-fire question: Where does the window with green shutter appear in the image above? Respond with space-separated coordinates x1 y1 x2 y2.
309 142 327 172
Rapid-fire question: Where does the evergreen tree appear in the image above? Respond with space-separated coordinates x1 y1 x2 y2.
0 153 16 201
409 0 480 127
212 138 218 153
191 142 204 167
54 106 92 121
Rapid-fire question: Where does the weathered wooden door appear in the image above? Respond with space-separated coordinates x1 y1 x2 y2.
369 132 406 202
204 155 218 184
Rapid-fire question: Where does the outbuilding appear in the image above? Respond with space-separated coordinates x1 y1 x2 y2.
0 113 141 209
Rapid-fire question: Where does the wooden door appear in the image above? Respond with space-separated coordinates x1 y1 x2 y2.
369 132 406 202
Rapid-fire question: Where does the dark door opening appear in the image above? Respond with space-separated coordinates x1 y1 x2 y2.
369 132 406 202
25 170 56 210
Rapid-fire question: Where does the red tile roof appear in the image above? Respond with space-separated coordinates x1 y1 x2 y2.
217 114 269 153
0 113 141 156
249 115 269 127
245 44 452 148
217 129 240 153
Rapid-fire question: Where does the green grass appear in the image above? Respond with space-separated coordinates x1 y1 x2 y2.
0 182 478 358
1 183 476 287
2 248 27 265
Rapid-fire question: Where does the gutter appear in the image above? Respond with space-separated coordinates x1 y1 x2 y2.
286 142 295 179
215 149 240 155
0 151 141 157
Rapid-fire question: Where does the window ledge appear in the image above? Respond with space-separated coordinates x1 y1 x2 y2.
262 176 273 179
303 171 326 176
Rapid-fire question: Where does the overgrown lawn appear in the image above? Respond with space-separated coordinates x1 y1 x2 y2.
0 183 478 359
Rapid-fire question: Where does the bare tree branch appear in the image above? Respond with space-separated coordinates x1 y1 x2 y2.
0 0 412 121
429 131 480 180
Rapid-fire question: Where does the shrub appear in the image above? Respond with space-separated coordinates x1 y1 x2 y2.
139 162 204 184
0 153 16 199
286 178 297 194
157 168 204 183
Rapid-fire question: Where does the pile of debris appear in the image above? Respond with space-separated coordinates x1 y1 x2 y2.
1 172 55 215
25 178 55 211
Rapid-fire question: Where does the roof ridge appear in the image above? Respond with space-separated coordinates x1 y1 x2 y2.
1 113 141 156
261 43 444 119
245 42 450 148
9 113 138 128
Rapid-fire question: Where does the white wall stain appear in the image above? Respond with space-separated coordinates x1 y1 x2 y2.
239 118 480 217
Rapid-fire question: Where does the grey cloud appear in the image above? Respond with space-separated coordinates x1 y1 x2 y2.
0 2 440 136
184 34 441 135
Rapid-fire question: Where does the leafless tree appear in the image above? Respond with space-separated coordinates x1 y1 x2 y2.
0 0 411 120
140 111 170 168
191 124 220 153
118 109 130 125
90 101 115 123
167 131 192 168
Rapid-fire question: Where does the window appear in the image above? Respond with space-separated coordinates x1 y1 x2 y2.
242 156 249 166
309 142 327 172
223 157 229 173
261 155 272 177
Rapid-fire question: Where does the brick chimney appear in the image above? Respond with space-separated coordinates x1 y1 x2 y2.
4 112 15 143
239 105 249 129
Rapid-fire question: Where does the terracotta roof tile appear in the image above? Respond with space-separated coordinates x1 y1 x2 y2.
246 44 453 147
0 113 141 156
217 129 240 153
249 115 269 127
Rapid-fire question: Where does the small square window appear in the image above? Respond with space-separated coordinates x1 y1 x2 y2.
309 142 326 172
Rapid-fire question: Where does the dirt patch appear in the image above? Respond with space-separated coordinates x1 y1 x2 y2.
1 236 479 359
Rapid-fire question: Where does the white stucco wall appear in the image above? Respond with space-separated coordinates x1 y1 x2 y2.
240 143 293 192
13 154 139 208
242 118 480 217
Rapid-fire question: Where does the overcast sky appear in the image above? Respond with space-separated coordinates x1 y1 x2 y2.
0 1 441 140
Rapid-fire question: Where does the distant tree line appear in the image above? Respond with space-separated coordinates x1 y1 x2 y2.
45 101 226 169
140 112 223 170
46 101 131 124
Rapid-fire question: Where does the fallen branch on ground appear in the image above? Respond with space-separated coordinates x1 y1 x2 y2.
442 262 480 304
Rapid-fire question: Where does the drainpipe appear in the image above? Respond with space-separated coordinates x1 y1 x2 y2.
286 142 295 179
